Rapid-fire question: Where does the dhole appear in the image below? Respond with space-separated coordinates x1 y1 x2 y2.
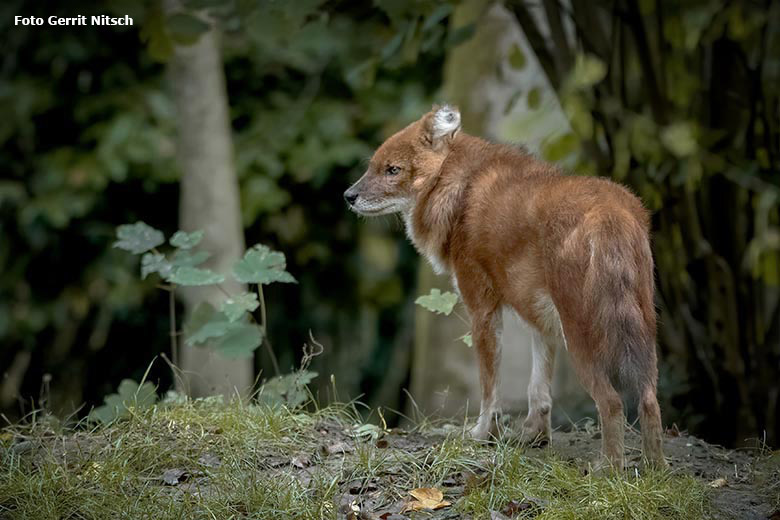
344 105 666 469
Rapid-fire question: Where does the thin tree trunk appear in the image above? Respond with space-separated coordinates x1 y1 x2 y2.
167 26 253 398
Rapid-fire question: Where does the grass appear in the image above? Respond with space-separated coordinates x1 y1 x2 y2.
0 396 711 519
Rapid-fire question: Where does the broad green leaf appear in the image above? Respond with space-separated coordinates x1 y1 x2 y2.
422 3 452 30
509 44 526 69
380 29 404 61
612 129 631 181
569 53 607 89
166 12 210 45
415 288 458 315
215 323 262 358
141 252 172 279
186 318 235 345
220 292 260 322
258 370 318 408
660 122 697 158
183 302 217 336
168 266 225 286
459 333 473 348
527 87 541 110
170 230 204 249
542 133 580 162
113 221 164 254
345 58 378 90
447 23 476 47
233 245 297 285
139 7 174 62
88 379 157 424
170 249 210 268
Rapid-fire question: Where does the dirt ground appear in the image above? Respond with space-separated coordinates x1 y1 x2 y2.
545 427 780 520
4 415 779 519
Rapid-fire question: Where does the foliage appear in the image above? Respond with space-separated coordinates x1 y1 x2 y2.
257 370 318 408
0 0 453 420
415 288 472 347
114 222 296 359
414 288 458 316
88 379 158 424
233 245 297 285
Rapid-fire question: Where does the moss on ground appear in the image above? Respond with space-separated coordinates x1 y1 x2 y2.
0 397 756 519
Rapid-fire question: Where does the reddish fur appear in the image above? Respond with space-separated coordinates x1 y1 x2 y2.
345 107 666 469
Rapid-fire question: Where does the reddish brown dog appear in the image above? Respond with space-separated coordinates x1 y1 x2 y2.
344 105 666 469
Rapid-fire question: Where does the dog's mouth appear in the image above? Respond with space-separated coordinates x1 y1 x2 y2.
349 202 396 216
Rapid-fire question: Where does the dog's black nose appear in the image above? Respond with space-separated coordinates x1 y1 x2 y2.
344 191 358 205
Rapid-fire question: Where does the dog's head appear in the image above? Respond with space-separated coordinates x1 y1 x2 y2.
344 104 461 216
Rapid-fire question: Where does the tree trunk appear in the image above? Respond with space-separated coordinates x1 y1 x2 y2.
167 27 253 398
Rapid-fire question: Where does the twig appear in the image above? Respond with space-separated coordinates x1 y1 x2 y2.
169 289 178 370
256 284 280 376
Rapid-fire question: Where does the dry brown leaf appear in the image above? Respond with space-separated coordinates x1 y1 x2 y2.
708 477 728 488
400 487 451 512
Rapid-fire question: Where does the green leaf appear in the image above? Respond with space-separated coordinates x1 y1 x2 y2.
233 245 297 285
258 370 318 408
527 87 541 110
215 323 262 358
380 29 405 61
113 221 164 255
183 302 218 340
186 312 234 345
660 122 697 158
569 53 607 89
168 266 225 286
220 292 260 322
542 133 580 162
415 288 458 315
166 12 210 45
141 252 172 279
509 44 526 69
447 23 476 47
170 249 211 268
459 332 473 348
170 230 204 249
422 4 452 30
140 7 174 62
88 379 157 424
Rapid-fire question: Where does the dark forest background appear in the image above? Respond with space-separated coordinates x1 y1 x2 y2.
0 0 778 448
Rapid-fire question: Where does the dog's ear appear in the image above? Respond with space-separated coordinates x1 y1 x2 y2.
421 104 461 151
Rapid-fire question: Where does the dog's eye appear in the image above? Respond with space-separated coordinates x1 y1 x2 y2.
385 165 401 176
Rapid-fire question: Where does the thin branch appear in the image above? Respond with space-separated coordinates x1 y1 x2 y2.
256 284 280 376
507 0 561 88
624 0 667 122
542 0 574 77
169 289 179 372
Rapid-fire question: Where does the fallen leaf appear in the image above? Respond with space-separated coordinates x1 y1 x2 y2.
321 441 353 455
401 487 451 512
162 468 187 486
502 497 547 517
708 477 728 488
291 453 311 468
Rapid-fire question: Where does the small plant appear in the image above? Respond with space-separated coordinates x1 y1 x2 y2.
88 378 157 424
113 221 296 363
415 288 472 347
